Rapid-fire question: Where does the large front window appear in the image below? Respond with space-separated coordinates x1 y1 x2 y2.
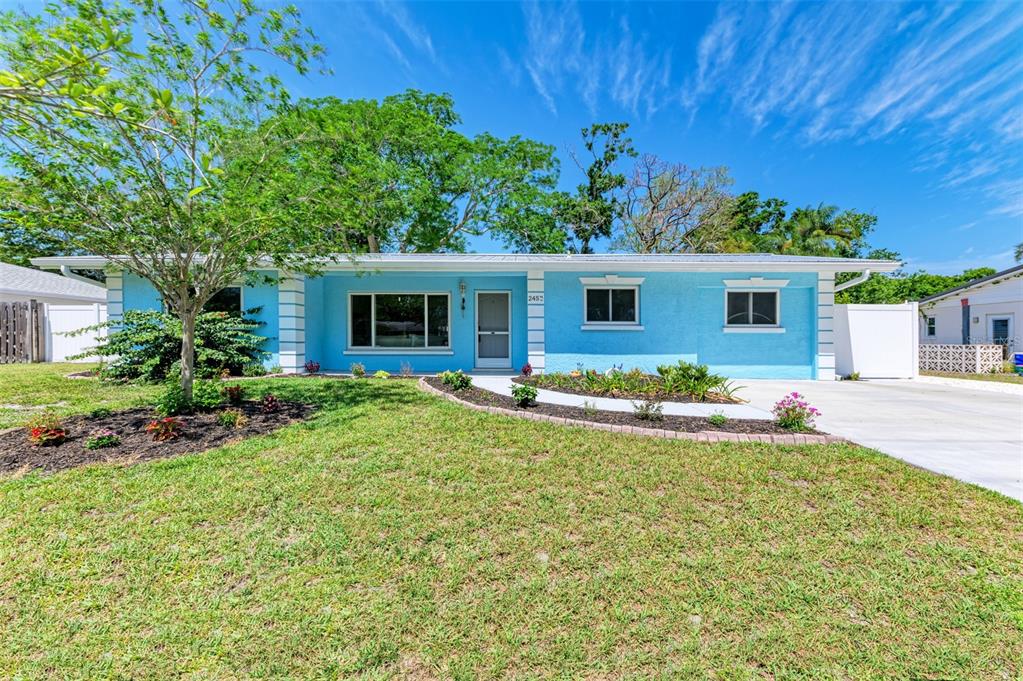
349 293 449 349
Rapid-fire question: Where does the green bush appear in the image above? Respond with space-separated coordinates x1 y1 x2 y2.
350 362 366 378
439 370 472 391
656 361 730 401
632 399 664 421
511 383 537 407
708 411 729 427
217 408 248 428
155 383 191 416
373 370 391 379
155 380 222 415
190 380 223 411
70 309 268 382
242 363 267 377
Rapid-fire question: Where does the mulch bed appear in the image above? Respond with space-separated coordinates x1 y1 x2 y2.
0 401 312 475
511 375 740 404
427 377 817 436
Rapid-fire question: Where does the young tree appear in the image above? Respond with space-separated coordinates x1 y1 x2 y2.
613 154 733 253
262 91 564 254
558 122 637 253
0 0 333 400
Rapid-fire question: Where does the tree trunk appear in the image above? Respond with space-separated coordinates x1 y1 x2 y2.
180 312 197 402
367 234 379 253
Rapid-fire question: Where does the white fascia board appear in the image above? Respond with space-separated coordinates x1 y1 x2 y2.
30 254 903 274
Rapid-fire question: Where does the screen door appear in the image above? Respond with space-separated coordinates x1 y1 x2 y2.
476 291 511 368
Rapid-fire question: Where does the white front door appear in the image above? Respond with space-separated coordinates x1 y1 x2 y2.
476 291 511 369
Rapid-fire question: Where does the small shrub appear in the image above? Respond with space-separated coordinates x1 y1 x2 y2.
145 417 184 441
261 393 282 414
84 428 121 449
632 399 664 421
223 384 244 405
89 406 113 418
708 411 729 427
511 383 538 407
268 364 282 374
582 400 598 418
373 370 391 379
304 360 321 374
399 361 414 377
219 367 232 379
26 411 67 447
155 383 191 416
773 392 820 431
242 363 267 377
521 362 533 377
217 408 248 429
350 362 366 378
439 370 472 391
845 371 861 381
190 380 224 411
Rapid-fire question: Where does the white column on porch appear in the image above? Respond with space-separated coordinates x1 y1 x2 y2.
817 272 836 381
527 269 545 373
278 273 305 373
105 268 124 326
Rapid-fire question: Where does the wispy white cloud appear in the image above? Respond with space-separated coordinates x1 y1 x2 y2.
347 1 442 75
375 0 437 63
683 2 1023 221
520 1 674 118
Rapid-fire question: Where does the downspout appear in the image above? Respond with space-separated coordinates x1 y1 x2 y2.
59 265 99 286
834 269 871 293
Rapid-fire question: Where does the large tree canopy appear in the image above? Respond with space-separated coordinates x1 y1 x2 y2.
0 0 331 399
258 91 564 254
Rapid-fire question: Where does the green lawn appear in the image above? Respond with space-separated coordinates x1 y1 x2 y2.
922 369 1023 385
0 363 161 429
0 366 1020 678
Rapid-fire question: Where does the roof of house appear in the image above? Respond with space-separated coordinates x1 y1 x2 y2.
0 261 106 303
31 253 901 274
919 263 1023 304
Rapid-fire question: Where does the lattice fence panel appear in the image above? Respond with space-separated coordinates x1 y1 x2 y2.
919 344 1004 373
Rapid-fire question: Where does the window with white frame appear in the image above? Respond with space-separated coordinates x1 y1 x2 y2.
349 293 450 349
726 290 779 326
204 286 243 315
926 316 936 337
584 287 638 324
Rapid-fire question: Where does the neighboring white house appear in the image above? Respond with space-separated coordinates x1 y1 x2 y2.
0 261 107 361
918 264 1023 351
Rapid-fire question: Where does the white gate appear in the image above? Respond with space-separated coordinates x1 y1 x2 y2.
833 303 919 379
45 303 107 362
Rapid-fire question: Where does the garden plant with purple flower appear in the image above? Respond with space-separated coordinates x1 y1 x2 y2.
772 392 820 431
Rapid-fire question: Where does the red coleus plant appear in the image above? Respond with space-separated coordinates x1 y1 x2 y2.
521 362 533 377
223 384 244 405
26 412 67 447
145 417 184 441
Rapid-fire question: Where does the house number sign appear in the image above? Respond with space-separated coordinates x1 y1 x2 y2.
528 293 544 304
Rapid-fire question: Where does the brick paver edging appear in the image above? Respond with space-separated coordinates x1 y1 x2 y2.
418 378 844 445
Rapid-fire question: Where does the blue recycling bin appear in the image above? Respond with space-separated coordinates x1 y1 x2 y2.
1014 353 1023 375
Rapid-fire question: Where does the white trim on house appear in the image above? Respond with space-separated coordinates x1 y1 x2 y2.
278 274 305 373
30 253 903 274
527 269 545 372
817 272 836 381
578 274 646 286
346 291 452 352
722 277 790 288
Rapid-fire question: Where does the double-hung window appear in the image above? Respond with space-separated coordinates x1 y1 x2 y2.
349 293 450 349
925 316 936 337
584 287 638 325
726 290 779 327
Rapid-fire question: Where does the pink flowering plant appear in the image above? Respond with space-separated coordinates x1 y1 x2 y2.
772 392 820 431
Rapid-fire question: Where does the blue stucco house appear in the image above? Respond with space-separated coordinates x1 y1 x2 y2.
32 253 899 380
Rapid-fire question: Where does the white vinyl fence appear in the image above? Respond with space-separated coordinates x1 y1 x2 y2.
918 344 1004 374
45 303 106 362
833 303 919 379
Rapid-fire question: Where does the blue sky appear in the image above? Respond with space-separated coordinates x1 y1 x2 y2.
275 0 1022 273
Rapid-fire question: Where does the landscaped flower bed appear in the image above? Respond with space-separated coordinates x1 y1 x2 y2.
512 361 742 403
425 376 819 436
0 400 312 474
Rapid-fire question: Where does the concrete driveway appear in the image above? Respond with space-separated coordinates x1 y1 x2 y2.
740 378 1023 502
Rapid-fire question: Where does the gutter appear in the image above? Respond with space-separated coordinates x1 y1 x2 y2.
834 269 871 293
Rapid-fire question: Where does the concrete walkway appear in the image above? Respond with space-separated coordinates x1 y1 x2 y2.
471 375 772 420
739 379 1023 502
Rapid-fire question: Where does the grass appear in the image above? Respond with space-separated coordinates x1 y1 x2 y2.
922 369 1023 385
0 366 1021 678
0 363 161 428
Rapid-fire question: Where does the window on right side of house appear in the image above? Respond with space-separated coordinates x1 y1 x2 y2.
926 317 936 336
726 291 779 326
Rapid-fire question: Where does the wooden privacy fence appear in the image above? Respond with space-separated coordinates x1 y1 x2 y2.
0 300 44 363
919 344 1003 374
